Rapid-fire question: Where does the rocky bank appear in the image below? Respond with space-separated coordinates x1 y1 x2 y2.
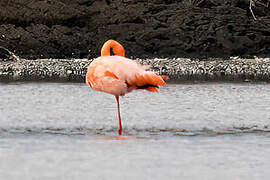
1 51 270 82
0 0 269 59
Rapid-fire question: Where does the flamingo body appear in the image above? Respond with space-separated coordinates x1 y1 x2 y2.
86 55 164 96
86 40 166 135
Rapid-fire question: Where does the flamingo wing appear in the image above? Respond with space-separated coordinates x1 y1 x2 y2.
86 58 128 96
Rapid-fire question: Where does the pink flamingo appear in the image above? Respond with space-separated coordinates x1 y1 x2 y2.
86 40 166 135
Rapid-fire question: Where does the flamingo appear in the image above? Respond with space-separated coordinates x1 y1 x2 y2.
86 40 166 136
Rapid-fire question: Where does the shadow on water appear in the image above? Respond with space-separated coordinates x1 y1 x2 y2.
95 136 139 140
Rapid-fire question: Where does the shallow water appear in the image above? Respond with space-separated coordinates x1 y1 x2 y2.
0 82 270 179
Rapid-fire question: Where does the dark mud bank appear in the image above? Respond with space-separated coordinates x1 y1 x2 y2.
0 0 269 59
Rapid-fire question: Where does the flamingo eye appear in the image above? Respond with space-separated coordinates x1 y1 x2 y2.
110 48 115 56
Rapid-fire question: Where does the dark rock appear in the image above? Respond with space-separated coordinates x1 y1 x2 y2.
0 0 269 59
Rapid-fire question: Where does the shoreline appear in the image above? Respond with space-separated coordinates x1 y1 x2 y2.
1 56 270 83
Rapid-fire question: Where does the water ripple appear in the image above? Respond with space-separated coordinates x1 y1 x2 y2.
0 126 269 137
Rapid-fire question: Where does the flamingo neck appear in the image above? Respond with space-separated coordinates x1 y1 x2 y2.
101 40 125 57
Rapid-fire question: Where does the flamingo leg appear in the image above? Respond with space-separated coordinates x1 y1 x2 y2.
115 96 122 136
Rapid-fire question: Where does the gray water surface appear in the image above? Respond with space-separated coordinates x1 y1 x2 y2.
0 82 270 180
